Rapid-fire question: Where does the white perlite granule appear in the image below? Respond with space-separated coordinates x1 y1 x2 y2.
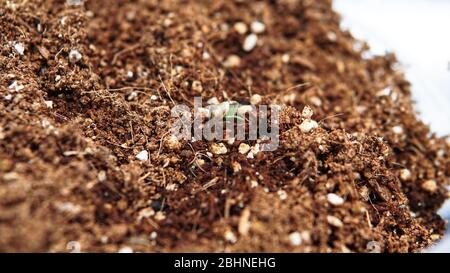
68 49 82 63
288 232 302 246
299 119 318 133
210 143 228 155
136 150 149 161
250 21 266 34
327 193 344 206
243 34 258 52
14 42 25 55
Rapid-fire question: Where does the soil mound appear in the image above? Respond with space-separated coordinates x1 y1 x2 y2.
0 0 448 252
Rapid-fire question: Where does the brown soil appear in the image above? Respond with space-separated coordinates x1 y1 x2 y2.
1 0 449 253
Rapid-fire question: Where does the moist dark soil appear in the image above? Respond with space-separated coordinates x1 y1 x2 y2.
0 0 449 253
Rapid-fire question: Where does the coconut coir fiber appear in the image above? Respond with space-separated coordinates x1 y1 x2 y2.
0 0 449 253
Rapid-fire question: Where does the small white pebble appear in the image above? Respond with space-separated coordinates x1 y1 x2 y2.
302 105 314 119
223 55 241 68
243 33 258 52
4 94 13 101
66 241 81 253
41 119 51 128
392 125 404 135
232 161 242 173
251 143 260 154
247 144 260 159
127 71 134 78
165 135 181 150
327 215 344 228
430 234 441 241
400 169 411 181
150 231 158 240
55 75 61 82
309 96 322 107
277 189 287 200
233 22 248 34
356 105 366 114
150 95 158 101
60 17 67 26
163 18 173 27
154 211 166 221
238 143 251 154
250 94 262 105
174 65 183 74
127 91 138 101
100 236 109 244
202 51 210 60
327 32 337 41
421 180 438 193
281 53 290 63
136 150 149 161
14 42 25 55
56 202 81 214
366 241 381 253
224 230 237 244
299 119 318 133
44 100 53 109
327 193 344 206
210 143 228 155
97 170 107 182
68 49 82 63
166 183 177 191
289 232 302 246
118 246 133 253
250 21 266 34
8 81 24 92
137 208 155 221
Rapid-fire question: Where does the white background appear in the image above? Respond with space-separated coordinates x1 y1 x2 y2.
334 0 450 252
334 0 450 136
